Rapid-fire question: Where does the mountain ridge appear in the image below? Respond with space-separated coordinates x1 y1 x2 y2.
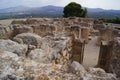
0 5 120 19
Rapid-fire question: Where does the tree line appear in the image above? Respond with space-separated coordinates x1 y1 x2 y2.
100 17 120 24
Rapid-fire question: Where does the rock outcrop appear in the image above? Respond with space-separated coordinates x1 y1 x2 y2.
0 24 13 39
32 33 73 65
12 24 33 36
98 37 120 79
28 49 51 63
13 33 42 47
31 24 56 36
0 51 116 80
111 37 120 79
85 67 116 80
69 61 86 77
0 39 28 56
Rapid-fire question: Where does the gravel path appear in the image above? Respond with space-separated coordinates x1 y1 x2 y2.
83 36 100 68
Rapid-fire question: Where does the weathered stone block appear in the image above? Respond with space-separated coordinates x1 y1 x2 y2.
13 33 42 47
110 38 120 79
81 28 90 44
12 24 33 36
98 38 120 79
31 24 56 36
71 39 85 64
97 41 113 72
0 39 28 56
0 25 13 39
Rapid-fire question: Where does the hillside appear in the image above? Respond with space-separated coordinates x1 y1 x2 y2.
0 5 120 20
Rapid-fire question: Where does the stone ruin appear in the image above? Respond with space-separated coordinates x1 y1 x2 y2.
96 23 120 46
94 22 120 79
0 24 13 39
0 17 119 80
97 37 120 79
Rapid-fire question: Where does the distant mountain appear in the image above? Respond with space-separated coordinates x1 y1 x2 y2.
87 8 120 18
87 8 104 12
0 6 31 13
0 5 120 19
27 5 63 17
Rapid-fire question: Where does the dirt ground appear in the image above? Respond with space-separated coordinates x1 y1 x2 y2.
0 19 26 26
83 36 100 68
0 19 13 26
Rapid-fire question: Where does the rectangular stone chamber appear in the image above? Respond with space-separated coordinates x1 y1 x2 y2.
71 39 85 64
97 38 120 79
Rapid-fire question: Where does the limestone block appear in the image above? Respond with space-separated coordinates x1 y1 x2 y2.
69 61 86 77
12 25 33 36
13 33 42 47
111 37 120 79
11 20 26 24
71 39 85 64
0 25 13 39
28 49 51 63
0 39 28 56
81 28 90 44
26 18 39 24
97 28 115 46
86 67 117 80
31 24 56 36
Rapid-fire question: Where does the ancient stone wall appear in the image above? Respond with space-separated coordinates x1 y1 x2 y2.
81 28 90 44
71 39 85 64
11 20 26 24
65 26 81 39
0 25 13 39
98 37 120 79
110 38 120 79
97 26 120 46
12 24 33 37
97 26 111 46
97 41 113 72
0 17 118 80
26 18 40 24
31 24 56 36
93 24 104 30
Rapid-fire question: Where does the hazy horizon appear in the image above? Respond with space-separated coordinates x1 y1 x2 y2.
0 0 120 10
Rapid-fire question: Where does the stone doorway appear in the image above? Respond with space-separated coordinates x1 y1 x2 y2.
83 36 100 68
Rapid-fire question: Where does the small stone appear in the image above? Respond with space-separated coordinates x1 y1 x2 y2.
69 61 86 77
52 63 59 70
55 76 60 80
34 75 41 80
43 74 50 80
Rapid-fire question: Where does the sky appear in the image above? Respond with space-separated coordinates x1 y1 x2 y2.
0 0 120 10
